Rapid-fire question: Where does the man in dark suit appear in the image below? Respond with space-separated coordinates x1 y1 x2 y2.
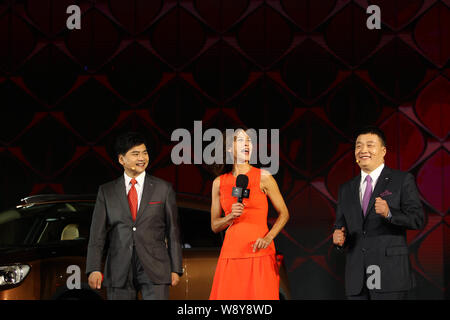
86 132 183 300
333 126 425 300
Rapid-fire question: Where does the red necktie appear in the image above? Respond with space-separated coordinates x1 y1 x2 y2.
128 178 138 221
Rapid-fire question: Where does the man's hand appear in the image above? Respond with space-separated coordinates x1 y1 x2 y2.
88 271 103 290
333 227 346 247
252 235 273 253
375 197 390 218
171 272 180 286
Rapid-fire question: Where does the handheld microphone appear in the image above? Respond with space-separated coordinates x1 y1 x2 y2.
232 174 250 203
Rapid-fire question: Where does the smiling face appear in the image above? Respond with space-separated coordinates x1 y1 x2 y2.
230 130 253 164
118 143 149 178
355 133 386 173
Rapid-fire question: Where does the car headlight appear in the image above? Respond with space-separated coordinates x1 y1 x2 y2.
0 265 30 286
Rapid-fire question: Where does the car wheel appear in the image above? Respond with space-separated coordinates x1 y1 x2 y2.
56 289 103 300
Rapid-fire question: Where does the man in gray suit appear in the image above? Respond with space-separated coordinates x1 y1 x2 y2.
86 132 183 300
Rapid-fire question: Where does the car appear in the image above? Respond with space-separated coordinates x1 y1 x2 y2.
0 193 291 300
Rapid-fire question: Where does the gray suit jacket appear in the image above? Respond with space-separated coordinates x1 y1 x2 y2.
86 173 183 287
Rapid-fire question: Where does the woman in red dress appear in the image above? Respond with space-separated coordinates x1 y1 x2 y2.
209 128 289 300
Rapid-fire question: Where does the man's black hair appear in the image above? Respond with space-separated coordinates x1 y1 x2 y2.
114 132 148 157
354 125 387 147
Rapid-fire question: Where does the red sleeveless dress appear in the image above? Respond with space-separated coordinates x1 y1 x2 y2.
209 166 279 300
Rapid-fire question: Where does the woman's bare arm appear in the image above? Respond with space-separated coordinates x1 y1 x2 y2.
210 176 243 233
253 171 290 251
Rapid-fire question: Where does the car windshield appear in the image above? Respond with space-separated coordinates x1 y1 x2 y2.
0 202 93 248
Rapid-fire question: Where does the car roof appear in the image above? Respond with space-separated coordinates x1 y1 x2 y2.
21 194 96 204
17 193 211 212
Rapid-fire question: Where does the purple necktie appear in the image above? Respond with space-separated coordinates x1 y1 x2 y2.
362 175 372 216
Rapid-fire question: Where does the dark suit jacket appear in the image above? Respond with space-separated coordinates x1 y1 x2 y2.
334 166 425 295
86 173 183 287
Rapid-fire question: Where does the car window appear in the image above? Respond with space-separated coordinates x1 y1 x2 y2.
36 203 93 244
0 204 53 247
178 207 222 248
0 202 93 247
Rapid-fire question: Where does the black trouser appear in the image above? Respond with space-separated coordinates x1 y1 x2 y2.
107 246 169 300
347 273 409 300
347 289 408 300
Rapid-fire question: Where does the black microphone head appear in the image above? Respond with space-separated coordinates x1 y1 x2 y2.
236 174 249 189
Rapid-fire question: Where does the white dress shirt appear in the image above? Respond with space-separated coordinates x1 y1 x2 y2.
124 171 146 211
359 163 384 204
359 163 391 219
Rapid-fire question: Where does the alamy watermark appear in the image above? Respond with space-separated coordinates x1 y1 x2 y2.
66 5 81 30
64 263 382 291
65 4 381 31
367 5 381 30
171 121 280 175
66 265 81 289
366 265 381 290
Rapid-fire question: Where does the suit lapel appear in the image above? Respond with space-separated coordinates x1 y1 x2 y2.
364 166 392 220
114 176 133 222
136 175 154 222
349 175 364 225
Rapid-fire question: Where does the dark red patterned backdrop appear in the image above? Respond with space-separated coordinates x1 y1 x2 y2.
0 0 448 299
